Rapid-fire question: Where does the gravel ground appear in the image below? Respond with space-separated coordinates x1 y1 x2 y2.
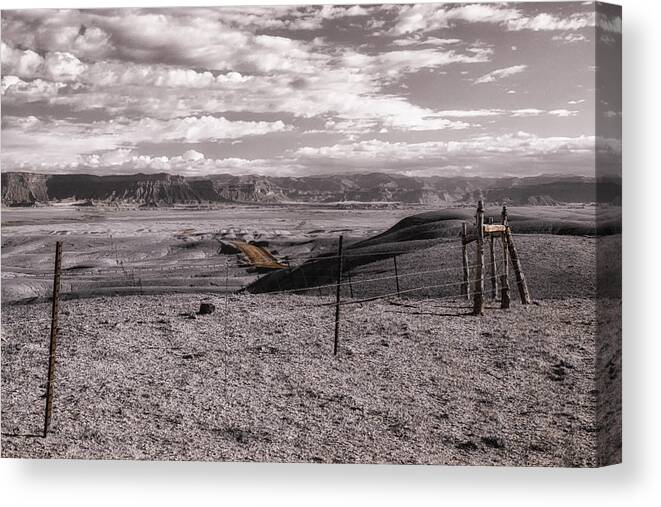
1 293 613 466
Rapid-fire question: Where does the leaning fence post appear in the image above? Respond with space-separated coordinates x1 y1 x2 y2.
461 222 470 300
500 205 511 309
393 255 400 297
333 235 344 355
473 201 485 315
505 226 531 305
43 240 63 438
488 217 497 299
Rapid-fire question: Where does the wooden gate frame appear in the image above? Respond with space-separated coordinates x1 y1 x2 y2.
462 202 532 315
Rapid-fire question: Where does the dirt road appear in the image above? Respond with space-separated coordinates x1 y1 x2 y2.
230 241 286 270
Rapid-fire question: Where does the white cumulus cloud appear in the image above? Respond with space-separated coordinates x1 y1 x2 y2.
474 65 527 84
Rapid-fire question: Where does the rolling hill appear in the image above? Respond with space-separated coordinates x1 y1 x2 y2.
246 206 622 295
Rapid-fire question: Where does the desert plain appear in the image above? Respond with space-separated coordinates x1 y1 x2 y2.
1 203 621 465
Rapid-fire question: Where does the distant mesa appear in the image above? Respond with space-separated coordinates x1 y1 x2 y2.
1 172 49 207
1 171 622 208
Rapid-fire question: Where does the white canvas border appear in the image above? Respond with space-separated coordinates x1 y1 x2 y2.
0 0 657 505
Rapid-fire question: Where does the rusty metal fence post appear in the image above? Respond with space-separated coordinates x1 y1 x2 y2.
43 240 63 437
393 255 400 297
333 235 344 355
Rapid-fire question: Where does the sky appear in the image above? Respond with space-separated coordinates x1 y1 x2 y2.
0 2 622 178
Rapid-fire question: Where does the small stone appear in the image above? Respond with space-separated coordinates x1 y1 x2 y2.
481 435 506 449
198 302 216 315
529 443 547 452
182 352 205 360
456 440 478 451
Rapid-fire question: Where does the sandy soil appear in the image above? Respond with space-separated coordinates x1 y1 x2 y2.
0 205 412 244
1 293 608 466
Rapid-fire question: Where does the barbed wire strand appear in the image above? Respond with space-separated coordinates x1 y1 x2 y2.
5 235 493 279
265 261 487 296
301 277 490 308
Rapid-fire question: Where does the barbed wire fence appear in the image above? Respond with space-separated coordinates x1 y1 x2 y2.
2 201 532 436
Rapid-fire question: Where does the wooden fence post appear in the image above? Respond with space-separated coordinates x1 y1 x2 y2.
473 201 485 315
347 268 354 298
505 227 531 305
488 217 497 299
393 255 400 297
285 258 294 288
500 205 510 309
461 222 470 300
333 235 344 355
43 240 63 438
300 262 309 290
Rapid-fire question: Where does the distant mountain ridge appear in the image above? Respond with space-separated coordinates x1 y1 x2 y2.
1 171 622 207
